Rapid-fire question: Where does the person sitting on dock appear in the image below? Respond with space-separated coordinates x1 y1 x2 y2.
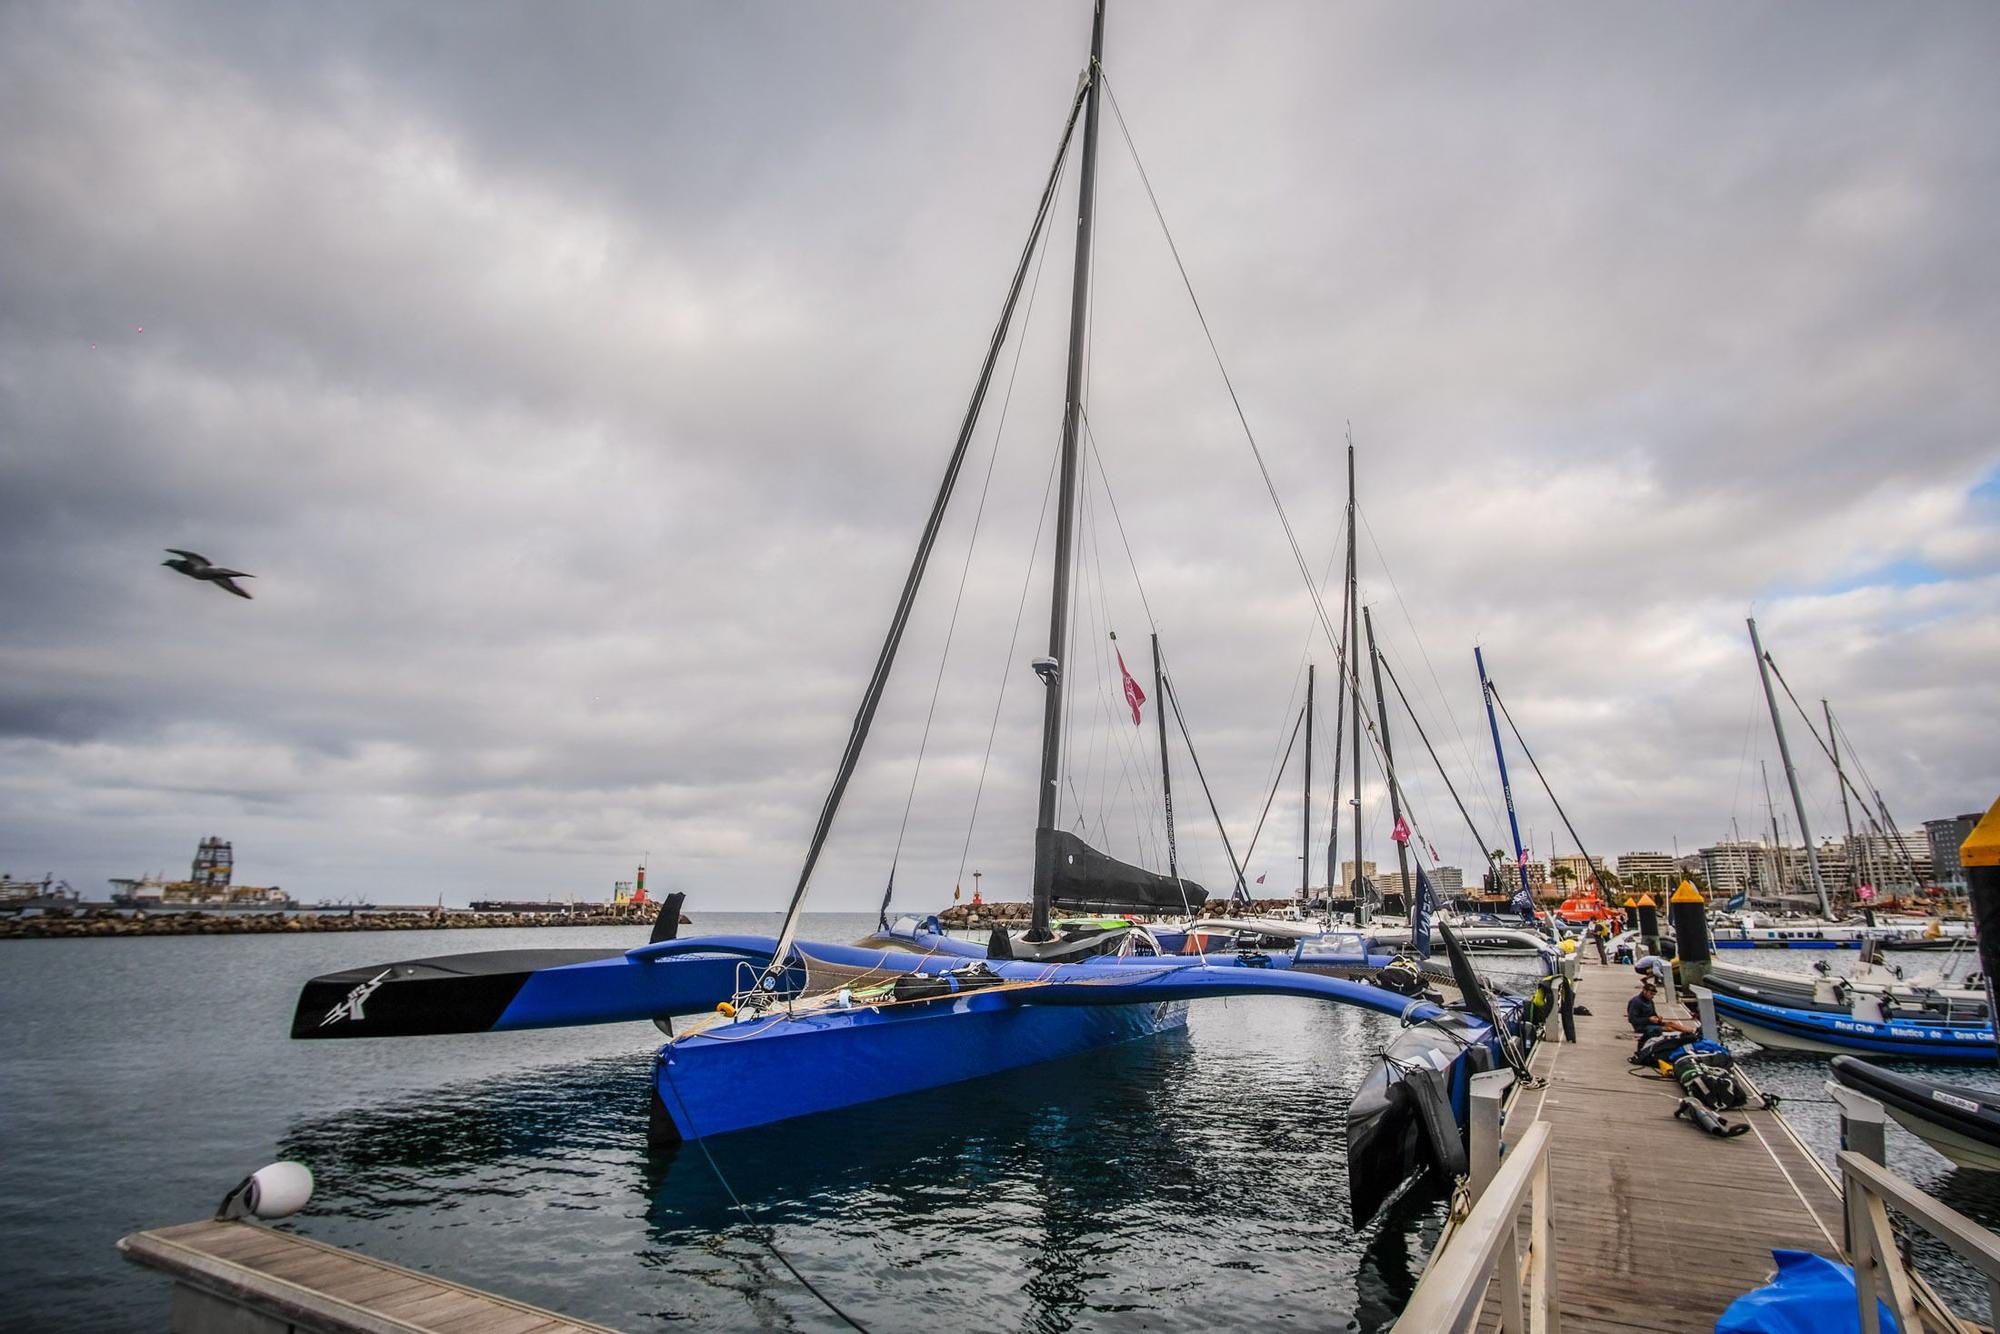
1626 978 1693 1042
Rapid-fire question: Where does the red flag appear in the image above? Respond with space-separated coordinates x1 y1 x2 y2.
1518 848 1531 868
1392 816 1410 846
1255 873 1266 885
1117 649 1146 726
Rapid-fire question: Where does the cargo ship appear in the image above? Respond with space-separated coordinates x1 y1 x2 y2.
470 863 688 922
109 837 296 911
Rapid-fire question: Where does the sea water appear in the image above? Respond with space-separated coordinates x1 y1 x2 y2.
0 911 1445 1332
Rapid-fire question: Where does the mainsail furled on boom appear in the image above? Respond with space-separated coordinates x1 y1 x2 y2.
1042 828 1206 916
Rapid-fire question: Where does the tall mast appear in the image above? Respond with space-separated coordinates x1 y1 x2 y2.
1325 503 1350 924
1760 760 1782 897
1302 663 1314 902
1152 631 1177 882
1347 441 1364 926
1364 607 1412 912
1029 0 1107 943
1476 647 1534 910
1828 698 1858 892
1747 617 1832 919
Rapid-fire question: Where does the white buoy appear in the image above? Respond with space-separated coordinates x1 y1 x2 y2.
216 1162 314 1221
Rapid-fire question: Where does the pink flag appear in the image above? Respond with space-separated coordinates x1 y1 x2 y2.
1518 848 1531 868
1116 649 1146 726
1255 873 1266 885
1857 884 1875 901
1392 816 1410 845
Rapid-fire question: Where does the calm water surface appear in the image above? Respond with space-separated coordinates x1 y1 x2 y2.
0 912 1448 1332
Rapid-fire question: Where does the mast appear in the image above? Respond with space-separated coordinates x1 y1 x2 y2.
1364 607 1412 913
1302 663 1314 901
1029 0 1107 943
1152 631 1177 882
1747 617 1832 918
1475 647 1534 910
1760 760 1782 898
1828 698 1858 892
1348 442 1364 925
1325 503 1351 925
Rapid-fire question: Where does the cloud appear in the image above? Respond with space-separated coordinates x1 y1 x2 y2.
2 1 1995 908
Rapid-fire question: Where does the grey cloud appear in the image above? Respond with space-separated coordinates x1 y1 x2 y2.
2 1 1995 909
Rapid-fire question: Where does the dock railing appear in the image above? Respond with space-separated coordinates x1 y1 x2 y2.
1841 1149 2000 1334
1393 1118 1558 1334
1830 1079 2000 1334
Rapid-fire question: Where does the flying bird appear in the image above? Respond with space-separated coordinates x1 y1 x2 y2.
163 549 254 599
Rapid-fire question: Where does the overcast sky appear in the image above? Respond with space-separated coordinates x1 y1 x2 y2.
3 1 1995 912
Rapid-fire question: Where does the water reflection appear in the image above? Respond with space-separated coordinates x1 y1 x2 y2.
278 999 1431 1331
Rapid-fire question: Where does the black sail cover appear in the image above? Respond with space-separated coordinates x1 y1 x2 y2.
1042 828 1206 916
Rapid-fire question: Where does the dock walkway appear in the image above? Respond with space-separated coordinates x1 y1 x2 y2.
1480 958 1845 1333
119 1218 620 1334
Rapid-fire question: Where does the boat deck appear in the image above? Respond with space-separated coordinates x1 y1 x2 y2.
119 1218 620 1333
1479 958 1845 1333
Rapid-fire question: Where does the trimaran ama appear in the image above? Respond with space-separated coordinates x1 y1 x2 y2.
289 0 1554 1223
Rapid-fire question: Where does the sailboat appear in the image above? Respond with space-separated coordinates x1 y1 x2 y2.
289 7 1552 1221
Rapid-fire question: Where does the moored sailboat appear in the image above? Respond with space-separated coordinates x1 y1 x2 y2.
289 12 1553 1235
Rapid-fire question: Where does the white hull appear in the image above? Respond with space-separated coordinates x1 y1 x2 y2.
1885 1106 2000 1172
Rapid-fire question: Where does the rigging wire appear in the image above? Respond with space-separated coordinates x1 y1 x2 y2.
1240 704 1307 872
769 76 1090 973
954 441 1064 895
658 1065 871 1332
1761 655 1924 884
1485 682 1607 890
1098 74 1346 669
1357 503 1503 835
882 199 1057 912
1099 77 1458 900
1377 653 1499 873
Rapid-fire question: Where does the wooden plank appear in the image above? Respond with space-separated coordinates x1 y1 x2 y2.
119 1220 623 1333
1471 959 1848 1333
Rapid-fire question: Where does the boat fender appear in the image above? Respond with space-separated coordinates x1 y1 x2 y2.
716 1001 737 1018
1407 1065 1470 1178
216 1162 314 1221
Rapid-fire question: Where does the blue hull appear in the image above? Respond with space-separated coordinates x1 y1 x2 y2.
1713 939 1862 951
1712 991 1996 1062
652 990 1187 1141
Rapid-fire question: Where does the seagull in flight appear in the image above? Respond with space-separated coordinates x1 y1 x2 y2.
163 549 254 599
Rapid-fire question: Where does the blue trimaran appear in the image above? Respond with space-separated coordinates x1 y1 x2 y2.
292 0 1551 1225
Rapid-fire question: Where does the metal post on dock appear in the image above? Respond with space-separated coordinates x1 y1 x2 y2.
1827 1082 1887 1166
1469 1068 1516 1204
1827 1082 1888 1259
1690 985 1719 1044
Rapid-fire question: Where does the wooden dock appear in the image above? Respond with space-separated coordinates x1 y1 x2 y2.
119 1218 621 1334
1479 957 1846 1332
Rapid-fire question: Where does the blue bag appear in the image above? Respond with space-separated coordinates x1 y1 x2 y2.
1714 1249 1900 1334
